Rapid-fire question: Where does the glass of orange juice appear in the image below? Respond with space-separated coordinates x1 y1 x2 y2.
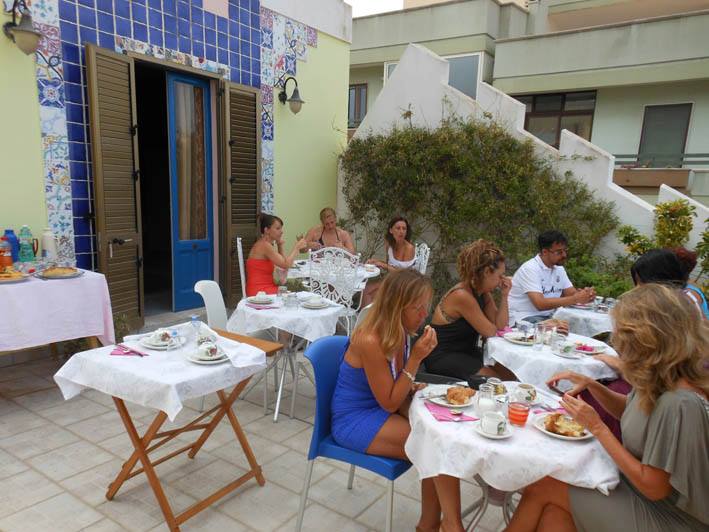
508 402 530 427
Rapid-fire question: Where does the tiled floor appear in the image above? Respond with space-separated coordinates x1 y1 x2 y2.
0 351 506 532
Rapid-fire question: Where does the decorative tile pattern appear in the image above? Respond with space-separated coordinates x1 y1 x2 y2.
25 0 261 268
259 7 317 213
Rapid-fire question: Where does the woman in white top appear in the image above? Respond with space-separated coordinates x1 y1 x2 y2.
363 217 417 306
368 216 416 272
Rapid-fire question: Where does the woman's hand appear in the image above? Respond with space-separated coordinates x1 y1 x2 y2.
499 276 513 296
561 393 605 435
295 237 308 251
411 326 437 362
546 370 592 397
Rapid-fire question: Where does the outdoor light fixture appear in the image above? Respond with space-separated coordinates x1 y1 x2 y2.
3 0 41 55
278 76 304 115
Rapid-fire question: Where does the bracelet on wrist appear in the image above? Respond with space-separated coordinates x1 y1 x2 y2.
401 369 415 382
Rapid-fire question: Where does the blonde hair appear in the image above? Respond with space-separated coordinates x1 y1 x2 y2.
611 283 709 414
457 239 505 292
319 207 336 223
353 269 432 360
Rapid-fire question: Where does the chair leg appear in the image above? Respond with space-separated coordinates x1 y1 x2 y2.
385 480 394 532
295 460 315 532
347 464 355 489
288 352 298 419
273 354 288 423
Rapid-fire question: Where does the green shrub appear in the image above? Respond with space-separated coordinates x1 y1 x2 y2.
564 255 634 299
341 116 619 297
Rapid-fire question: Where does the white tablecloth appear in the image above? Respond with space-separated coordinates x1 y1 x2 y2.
54 326 266 420
0 270 115 351
484 333 618 387
227 294 343 343
405 382 619 494
553 307 613 338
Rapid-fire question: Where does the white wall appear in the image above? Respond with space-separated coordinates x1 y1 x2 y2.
261 0 352 42
341 43 705 255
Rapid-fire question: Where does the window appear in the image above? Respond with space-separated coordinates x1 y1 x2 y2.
516 91 596 148
348 84 367 128
384 52 482 99
638 104 692 168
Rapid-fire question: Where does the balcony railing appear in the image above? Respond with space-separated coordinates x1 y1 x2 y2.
613 153 709 169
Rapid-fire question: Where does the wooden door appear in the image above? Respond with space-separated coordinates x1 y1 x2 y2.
86 44 144 330
221 83 261 307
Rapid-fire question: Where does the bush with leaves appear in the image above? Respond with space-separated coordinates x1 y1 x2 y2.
563 255 634 299
340 116 619 297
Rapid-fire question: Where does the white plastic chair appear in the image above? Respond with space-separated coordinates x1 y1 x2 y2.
308 247 361 335
236 236 247 299
414 242 430 274
194 280 227 330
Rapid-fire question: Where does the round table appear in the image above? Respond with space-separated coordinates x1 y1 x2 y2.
484 333 618 389
553 307 612 338
405 381 619 528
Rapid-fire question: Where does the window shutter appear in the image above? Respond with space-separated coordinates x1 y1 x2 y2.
223 84 261 306
85 44 144 330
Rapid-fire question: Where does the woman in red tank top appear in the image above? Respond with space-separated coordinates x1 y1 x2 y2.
245 214 307 296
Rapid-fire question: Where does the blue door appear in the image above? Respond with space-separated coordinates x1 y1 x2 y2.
167 73 213 311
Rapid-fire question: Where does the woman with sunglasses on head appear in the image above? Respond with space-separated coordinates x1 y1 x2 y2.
506 283 709 532
331 269 465 531
424 240 515 381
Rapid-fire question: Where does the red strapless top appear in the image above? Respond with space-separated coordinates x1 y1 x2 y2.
245 258 277 296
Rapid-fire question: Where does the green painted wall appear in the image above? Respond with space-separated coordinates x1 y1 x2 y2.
273 31 349 245
0 17 47 242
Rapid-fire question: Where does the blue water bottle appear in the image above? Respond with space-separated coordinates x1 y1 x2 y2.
3 229 19 262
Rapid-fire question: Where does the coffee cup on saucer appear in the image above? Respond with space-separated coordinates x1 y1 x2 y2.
197 341 220 360
512 383 537 404
481 411 508 436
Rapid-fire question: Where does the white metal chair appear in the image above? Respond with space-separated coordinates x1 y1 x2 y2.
236 236 247 299
194 280 227 330
354 303 373 331
414 242 430 274
308 247 361 335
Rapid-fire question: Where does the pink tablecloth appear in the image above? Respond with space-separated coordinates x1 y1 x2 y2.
0 270 115 351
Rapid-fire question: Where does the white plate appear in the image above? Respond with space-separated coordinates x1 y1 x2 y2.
247 296 274 304
503 332 534 346
364 265 378 273
570 304 594 310
0 275 30 284
34 269 85 280
574 345 605 355
302 301 330 309
426 388 476 408
532 414 593 441
472 420 513 440
139 336 187 350
185 354 229 365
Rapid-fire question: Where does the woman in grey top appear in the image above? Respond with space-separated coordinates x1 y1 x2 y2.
506 283 709 532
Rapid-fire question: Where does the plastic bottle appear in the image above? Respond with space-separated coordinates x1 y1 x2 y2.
3 229 19 263
41 228 57 260
0 237 13 268
18 226 35 262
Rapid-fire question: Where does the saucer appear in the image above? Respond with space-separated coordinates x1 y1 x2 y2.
472 420 513 440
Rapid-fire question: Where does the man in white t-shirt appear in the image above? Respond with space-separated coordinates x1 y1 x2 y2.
508 230 595 324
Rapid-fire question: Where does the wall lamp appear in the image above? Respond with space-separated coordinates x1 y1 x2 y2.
3 0 42 55
278 76 304 115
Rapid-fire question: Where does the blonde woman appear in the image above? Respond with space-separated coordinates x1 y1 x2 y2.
303 207 355 253
507 284 709 532
425 240 513 380
331 269 463 532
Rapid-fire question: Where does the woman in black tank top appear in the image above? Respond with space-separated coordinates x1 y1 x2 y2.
425 240 515 380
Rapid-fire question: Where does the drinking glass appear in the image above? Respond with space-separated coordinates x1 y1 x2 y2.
475 384 497 417
277 285 288 300
508 402 530 427
533 324 545 350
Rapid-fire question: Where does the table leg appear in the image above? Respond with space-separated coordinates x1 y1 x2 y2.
86 336 101 349
110 398 178 531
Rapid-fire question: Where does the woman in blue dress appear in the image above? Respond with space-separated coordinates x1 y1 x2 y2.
331 269 465 532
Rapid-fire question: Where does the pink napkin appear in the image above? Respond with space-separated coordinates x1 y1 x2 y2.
424 401 478 422
110 344 149 357
496 326 513 337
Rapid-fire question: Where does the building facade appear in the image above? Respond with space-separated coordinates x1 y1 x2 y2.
1 0 350 325
349 0 709 204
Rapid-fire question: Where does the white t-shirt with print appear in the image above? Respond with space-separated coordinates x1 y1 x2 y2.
508 255 574 324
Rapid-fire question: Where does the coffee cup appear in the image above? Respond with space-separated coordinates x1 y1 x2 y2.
512 383 537 404
309 296 324 305
150 328 171 344
256 291 266 298
481 411 508 436
197 341 220 359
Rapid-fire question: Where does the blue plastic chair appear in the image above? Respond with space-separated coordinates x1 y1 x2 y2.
295 336 411 532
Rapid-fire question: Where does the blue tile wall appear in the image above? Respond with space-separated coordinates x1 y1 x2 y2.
55 0 261 269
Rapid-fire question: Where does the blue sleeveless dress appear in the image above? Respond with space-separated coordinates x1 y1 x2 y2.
331 338 410 453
